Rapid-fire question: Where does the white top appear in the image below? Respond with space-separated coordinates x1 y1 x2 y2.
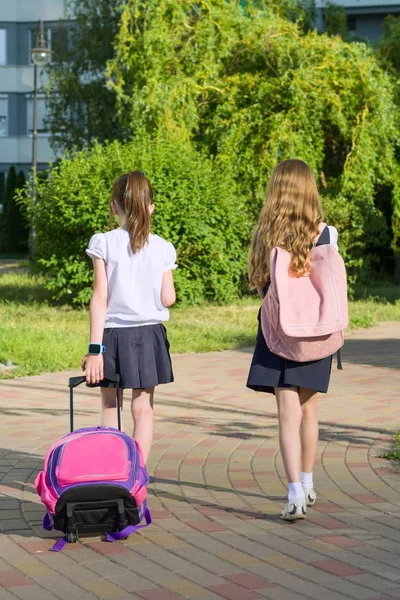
86 229 177 328
327 225 339 252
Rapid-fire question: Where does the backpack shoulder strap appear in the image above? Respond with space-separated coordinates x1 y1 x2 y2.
315 222 330 247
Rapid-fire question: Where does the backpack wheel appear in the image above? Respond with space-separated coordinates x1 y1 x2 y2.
66 531 77 543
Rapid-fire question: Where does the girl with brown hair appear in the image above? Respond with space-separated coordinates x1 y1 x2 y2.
82 171 177 463
247 159 339 521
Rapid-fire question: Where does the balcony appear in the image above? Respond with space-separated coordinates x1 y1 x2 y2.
0 135 56 165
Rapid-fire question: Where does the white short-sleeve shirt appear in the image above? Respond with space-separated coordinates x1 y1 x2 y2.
327 225 339 251
86 229 177 328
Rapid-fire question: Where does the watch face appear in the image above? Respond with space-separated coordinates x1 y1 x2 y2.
89 343 101 354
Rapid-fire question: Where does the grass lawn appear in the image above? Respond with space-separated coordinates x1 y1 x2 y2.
1 270 400 378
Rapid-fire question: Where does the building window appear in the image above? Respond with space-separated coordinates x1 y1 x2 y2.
26 96 47 135
29 26 68 64
0 96 8 136
0 29 6 65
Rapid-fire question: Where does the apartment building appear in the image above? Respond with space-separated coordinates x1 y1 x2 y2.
0 0 66 199
317 0 400 41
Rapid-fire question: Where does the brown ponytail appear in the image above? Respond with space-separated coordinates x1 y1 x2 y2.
111 171 154 253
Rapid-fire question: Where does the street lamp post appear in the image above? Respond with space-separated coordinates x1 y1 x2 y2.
30 20 51 257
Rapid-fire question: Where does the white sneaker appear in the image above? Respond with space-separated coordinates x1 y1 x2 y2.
280 500 307 521
303 487 317 506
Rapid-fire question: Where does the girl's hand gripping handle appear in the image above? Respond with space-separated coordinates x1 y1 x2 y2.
81 353 104 385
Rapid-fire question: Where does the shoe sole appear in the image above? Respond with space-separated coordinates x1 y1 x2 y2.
281 512 306 521
281 506 307 521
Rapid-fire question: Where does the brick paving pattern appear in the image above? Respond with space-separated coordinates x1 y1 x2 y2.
0 321 399 599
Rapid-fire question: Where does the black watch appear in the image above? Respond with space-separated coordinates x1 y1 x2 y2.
88 343 106 355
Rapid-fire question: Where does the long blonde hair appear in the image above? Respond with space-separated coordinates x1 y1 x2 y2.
111 171 154 254
248 159 323 288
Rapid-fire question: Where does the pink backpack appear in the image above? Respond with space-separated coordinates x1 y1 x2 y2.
261 224 348 363
35 375 151 551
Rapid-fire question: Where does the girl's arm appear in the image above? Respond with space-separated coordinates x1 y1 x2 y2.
82 257 108 384
89 257 108 342
161 270 176 307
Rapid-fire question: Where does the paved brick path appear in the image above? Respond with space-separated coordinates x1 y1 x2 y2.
0 322 400 600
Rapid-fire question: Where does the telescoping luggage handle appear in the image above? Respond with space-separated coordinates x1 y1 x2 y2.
68 374 121 433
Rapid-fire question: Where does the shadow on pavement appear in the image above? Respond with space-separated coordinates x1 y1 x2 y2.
341 338 400 370
160 415 393 443
0 446 280 539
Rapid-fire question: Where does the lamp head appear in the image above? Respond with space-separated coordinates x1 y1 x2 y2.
31 20 51 66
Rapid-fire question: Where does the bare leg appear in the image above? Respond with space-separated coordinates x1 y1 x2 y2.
299 388 319 473
275 386 303 483
101 388 124 429
131 387 154 463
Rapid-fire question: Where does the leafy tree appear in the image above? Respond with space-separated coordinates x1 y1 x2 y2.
322 1 348 38
107 0 400 283
319 2 369 44
267 0 317 32
30 0 400 299
378 15 400 72
376 16 400 281
0 168 28 255
45 0 123 153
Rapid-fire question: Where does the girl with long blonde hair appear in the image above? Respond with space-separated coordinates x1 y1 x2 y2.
247 159 339 521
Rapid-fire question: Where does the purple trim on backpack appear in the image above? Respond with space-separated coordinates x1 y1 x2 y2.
51 538 68 552
43 513 53 531
106 504 152 542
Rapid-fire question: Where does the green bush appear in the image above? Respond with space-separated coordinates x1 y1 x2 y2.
29 0 400 299
19 133 247 305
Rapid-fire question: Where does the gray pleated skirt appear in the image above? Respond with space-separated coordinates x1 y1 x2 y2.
102 324 174 389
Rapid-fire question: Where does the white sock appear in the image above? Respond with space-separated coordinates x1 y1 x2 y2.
301 471 313 489
288 482 305 502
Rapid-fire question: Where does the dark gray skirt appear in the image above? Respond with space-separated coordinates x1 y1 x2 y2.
246 311 332 395
102 324 174 389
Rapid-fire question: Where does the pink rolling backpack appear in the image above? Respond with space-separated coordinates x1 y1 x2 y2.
261 223 348 364
35 374 151 551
